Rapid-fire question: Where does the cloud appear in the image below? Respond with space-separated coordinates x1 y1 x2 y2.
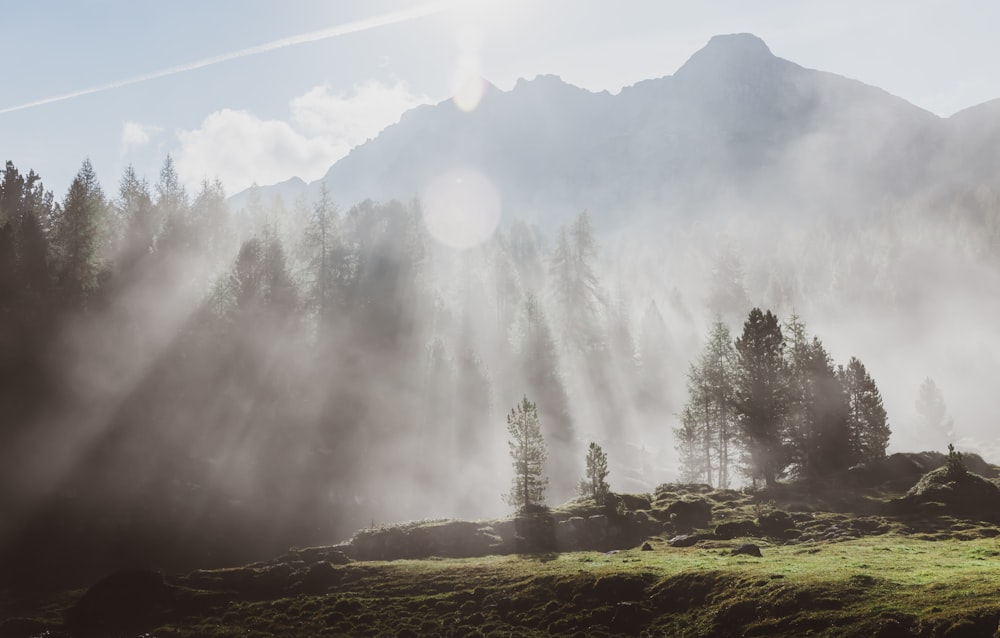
120 121 162 156
0 2 450 116
174 80 431 194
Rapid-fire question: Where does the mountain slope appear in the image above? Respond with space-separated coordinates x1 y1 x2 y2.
230 33 996 232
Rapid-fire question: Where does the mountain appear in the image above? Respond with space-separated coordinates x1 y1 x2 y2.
230 33 996 232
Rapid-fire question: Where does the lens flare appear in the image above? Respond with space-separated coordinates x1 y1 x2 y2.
421 168 501 249
451 23 486 112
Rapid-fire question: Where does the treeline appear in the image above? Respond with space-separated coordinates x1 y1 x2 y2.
676 309 889 487
0 156 683 584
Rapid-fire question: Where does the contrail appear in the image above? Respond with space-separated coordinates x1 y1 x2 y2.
0 1 454 115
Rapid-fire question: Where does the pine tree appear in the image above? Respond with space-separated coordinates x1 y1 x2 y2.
548 210 604 355
189 178 229 262
53 159 107 308
154 155 190 252
734 308 787 486
578 441 610 504
839 357 890 463
505 397 548 513
682 319 739 488
115 165 156 275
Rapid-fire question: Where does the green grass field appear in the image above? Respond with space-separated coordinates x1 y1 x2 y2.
7 460 1000 638
6 534 1000 637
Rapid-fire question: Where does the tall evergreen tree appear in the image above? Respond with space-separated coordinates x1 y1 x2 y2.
189 178 229 262
839 357 890 463
681 319 739 488
505 397 548 512
548 210 604 355
786 333 853 478
115 165 156 275
578 441 610 504
154 155 191 253
53 159 107 308
733 308 787 486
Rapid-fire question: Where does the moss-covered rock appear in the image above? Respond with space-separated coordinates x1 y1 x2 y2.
891 464 1000 521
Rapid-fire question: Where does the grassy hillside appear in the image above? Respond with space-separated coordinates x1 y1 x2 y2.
5 453 1000 637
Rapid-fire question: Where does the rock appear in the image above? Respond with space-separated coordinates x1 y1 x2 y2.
891 464 1000 520
666 498 713 530
641 541 653 551
668 534 701 548
715 519 759 539
757 510 794 537
618 493 652 511
731 543 762 557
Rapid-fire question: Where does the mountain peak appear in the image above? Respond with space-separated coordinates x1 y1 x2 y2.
675 33 776 79
705 33 772 57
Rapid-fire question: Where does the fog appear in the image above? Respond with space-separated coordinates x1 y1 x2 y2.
2 38 1000 588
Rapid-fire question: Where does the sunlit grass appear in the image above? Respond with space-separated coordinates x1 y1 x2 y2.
95 536 1000 636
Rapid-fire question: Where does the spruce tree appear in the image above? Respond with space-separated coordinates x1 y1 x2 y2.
578 441 610 504
681 319 739 487
783 316 854 478
53 158 107 308
734 308 787 486
839 357 890 463
505 397 548 513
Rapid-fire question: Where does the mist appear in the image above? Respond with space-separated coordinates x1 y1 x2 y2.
3 33 1000 591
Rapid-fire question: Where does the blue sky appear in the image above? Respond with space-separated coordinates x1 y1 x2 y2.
3 1 999 199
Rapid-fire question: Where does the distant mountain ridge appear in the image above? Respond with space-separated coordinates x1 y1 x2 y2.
229 33 998 232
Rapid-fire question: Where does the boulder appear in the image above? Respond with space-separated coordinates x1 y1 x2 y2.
731 543 762 557
715 519 759 539
892 463 1000 521
641 541 654 551
668 534 701 548
666 498 713 530
757 510 795 538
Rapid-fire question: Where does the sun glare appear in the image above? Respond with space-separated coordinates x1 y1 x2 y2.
421 168 501 249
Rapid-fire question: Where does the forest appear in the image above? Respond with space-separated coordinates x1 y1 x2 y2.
0 148 993 591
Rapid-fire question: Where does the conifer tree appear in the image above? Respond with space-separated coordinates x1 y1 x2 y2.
53 159 107 308
505 397 548 512
839 357 890 463
734 308 787 486
682 319 738 488
578 441 610 504
548 210 603 355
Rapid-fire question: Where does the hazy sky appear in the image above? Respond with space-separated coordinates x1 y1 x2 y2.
3 1 999 197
